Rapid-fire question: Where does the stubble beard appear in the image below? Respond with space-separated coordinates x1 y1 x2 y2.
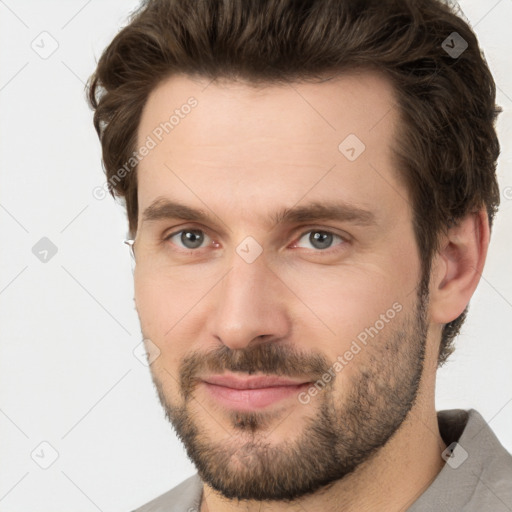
145 287 429 502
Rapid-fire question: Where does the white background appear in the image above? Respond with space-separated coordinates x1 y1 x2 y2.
0 1 511 510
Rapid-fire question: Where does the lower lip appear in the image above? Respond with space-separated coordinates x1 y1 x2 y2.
201 382 312 410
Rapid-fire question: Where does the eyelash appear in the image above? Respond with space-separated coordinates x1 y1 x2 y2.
163 226 349 255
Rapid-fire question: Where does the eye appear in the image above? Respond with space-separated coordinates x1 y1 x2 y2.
294 230 346 251
166 229 212 250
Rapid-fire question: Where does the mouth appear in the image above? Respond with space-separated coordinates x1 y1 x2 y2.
200 373 313 410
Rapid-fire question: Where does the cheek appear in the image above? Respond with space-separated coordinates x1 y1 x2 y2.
134 276 184 382
284 264 407 342
291 276 414 394
134 270 210 367
134 272 167 334
134 267 200 328
134 272 192 360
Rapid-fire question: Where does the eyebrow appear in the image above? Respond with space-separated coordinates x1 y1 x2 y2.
141 198 376 229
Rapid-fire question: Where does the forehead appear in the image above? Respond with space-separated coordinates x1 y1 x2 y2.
136 71 409 226
138 70 398 145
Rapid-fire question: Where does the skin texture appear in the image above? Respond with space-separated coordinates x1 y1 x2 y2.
132 72 489 512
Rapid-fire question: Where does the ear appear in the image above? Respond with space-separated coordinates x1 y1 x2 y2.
429 208 490 324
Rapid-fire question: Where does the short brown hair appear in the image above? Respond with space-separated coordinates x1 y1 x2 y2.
88 0 501 367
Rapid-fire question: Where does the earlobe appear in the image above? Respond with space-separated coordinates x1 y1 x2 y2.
429 209 490 325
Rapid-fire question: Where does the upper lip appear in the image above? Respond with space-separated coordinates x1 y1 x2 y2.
202 373 311 389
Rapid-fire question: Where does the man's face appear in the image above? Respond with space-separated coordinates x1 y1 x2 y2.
133 72 429 500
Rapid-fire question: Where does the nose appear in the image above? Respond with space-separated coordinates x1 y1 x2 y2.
208 253 291 350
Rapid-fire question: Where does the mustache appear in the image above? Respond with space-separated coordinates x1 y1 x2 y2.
179 342 332 398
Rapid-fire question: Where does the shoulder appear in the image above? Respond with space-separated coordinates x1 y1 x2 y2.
409 409 512 511
461 409 512 509
131 473 203 512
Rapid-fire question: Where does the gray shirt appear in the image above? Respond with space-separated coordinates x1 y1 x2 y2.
133 409 512 511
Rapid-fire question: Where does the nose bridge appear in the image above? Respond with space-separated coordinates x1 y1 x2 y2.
225 253 268 307
209 250 290 349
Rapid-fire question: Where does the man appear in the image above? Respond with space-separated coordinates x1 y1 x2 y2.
87 0 512 510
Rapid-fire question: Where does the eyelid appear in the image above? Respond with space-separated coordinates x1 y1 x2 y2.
162 224 350 252
291 226 351 245
292 226 351 253
163 223 211 239
163 225 216 249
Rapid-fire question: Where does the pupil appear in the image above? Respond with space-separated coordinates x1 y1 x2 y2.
310 231 332 250
182 230 204 249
